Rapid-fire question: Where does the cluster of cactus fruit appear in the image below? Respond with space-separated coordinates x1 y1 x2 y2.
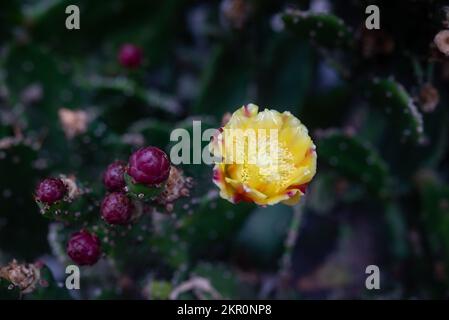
34 146 190 266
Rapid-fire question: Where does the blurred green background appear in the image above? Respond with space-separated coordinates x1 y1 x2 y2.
1 0 449 299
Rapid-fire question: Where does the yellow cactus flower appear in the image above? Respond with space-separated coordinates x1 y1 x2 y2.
210 104 317 206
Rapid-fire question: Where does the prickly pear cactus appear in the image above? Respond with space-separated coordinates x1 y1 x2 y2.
1 0 449 300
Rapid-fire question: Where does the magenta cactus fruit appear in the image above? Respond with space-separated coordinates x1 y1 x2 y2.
103 161 126 192
127 146 171 186
118 43 143 69
101 192 133 225
35 178 67 205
